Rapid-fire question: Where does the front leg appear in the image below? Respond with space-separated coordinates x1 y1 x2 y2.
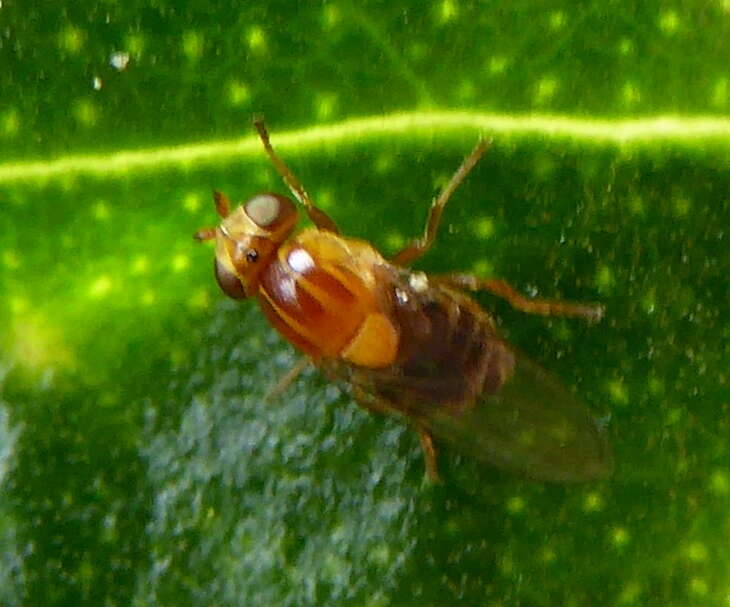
254 119 340 233
265 356 311 401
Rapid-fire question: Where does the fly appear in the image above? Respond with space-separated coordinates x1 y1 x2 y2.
194 120 611 482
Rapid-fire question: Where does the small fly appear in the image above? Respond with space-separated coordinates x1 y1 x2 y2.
195 121 611 482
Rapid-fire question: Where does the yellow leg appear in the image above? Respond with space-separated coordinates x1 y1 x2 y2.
434 273 604 322
265 356 310 401
418 427 441 483
253 118 340 234
391 138 491 266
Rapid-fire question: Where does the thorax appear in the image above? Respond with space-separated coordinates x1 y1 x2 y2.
256 228 399 367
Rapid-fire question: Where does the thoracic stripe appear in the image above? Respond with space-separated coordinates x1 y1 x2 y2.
257 283 324 356
258 241 376 360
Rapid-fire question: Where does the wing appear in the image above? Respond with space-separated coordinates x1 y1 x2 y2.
420 351 612 482
319 264 612 483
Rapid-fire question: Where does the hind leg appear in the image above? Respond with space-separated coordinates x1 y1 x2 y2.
434 273 604 322
417 427 441 483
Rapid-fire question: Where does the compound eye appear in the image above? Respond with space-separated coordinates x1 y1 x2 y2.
214 259 247 299
245 194 282 227
244 193 296 230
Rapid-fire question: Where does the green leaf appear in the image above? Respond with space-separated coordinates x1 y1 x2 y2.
2 2 730 606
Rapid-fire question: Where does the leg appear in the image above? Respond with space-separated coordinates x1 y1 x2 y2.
350 389 440 481
418 427 441 483
391 138 492 266
265 356 310 401
253 118 340 233
435 273 604 322
350 387 396 416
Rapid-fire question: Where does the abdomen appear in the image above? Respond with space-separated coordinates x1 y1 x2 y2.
321 264 515 413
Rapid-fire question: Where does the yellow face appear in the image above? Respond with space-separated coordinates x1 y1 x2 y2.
213 194 298 298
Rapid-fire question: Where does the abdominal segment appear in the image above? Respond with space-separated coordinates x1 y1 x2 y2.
322 265 516 415
381 270 515 411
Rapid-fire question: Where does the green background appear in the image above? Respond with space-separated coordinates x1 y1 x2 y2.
2 1 729 605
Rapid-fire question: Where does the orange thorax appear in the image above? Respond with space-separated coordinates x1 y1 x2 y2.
256 229 399 368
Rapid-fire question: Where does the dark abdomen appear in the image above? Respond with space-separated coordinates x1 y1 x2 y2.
327 266 516 414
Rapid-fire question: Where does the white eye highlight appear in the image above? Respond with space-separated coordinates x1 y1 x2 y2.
245 194 280 227
287 248 315 273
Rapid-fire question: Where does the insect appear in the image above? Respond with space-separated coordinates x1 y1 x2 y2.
194 120 612 482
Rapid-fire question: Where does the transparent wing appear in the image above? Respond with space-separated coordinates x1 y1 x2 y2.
421 351 612 482
319 265 612 483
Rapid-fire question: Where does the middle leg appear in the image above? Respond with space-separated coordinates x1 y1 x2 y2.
391 138 491 266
